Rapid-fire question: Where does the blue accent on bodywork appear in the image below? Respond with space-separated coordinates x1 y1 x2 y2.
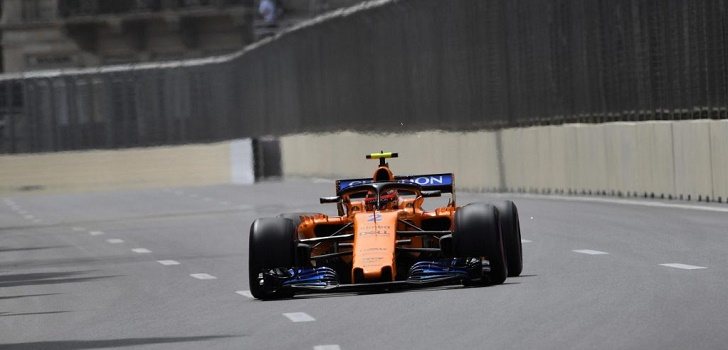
407 259 474 281
280 266 339 288
336 173 454 194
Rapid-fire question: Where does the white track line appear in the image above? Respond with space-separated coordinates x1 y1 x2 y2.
573 249 609 255
158 260 180 266
88 231 104 236
660 263 707 270
314 346 341 350
220 201 230 205
131 248 152 254
283 312 316 322
106 239 124 244
203 197 213 202
23 215 34 220
497 193 728 213
32 219 42 224
190 273 217 280
72 227 86 232
521 239 532 243
235 290 254 298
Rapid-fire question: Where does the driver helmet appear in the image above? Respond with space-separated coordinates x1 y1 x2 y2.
365 189 398 210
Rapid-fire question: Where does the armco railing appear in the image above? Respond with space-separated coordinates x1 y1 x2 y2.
2 0 728 154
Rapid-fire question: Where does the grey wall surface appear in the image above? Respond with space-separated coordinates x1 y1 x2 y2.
281 120 728 203
2 0 728 154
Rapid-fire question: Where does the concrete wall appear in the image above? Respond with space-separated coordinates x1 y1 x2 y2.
0 139 254 194
282 131 501 191
281 120 728 202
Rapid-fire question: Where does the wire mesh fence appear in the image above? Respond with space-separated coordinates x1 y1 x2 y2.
1 0 727 154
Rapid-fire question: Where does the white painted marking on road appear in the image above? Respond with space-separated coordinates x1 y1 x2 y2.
88 231 104 236
314 345 341 350
157 260 180 266
173 191 183 195
32 219 42 224
573 249 609 255
190 273 217 280
235 290 254 298
496 193 728 214
203 197 213 202
17 210 27 215
132 248 152 254
283 312 316 322
660 263 707 270
72 227 86 231
219 201 230 205
106 239 124 244
23 214 34 220
312 178 335 184
521 239 532 243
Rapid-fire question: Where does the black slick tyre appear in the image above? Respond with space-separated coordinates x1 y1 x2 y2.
248 217 297 299
494 200 523 277
453 203 507 285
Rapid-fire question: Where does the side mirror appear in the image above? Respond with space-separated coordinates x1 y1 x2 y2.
421 190 441 198
320 196 341 204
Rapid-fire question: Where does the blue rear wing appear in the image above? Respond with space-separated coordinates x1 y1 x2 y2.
336 173 454 195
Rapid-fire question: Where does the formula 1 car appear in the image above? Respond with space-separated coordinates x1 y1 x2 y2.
248 152 523 299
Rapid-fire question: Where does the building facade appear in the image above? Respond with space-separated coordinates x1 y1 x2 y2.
0 0 255 73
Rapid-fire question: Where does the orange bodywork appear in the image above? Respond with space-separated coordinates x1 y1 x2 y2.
352 211 398 281
296 164 456 283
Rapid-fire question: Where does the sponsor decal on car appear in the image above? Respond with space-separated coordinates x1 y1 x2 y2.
367 212 383 222
337 173 453 192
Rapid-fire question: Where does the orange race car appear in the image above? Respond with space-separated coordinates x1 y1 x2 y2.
248 152 523 299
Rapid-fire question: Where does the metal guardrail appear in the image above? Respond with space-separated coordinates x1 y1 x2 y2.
2 0 728 154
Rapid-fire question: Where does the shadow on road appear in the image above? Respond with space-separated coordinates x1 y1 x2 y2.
0 293 60 300
0 311 69 317
0 271 120 288
0 335 239 350
0 246 71 253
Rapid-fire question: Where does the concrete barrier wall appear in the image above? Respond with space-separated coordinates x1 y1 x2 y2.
281 131 501 191
281 120 728 202
710 120 728 201
0 139 254 194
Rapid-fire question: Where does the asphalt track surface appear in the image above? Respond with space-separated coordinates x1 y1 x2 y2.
2 180 727 350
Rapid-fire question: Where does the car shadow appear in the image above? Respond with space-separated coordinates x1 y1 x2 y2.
275 281 524 301
0 335 239 350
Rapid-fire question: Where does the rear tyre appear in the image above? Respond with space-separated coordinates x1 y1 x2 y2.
494 201 523 277
248 218 297 299
453 203 507 285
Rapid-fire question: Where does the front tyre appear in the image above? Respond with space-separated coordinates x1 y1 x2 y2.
453 203 507 285
248 218 297 299
277 212 322 228
494 200 523 277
